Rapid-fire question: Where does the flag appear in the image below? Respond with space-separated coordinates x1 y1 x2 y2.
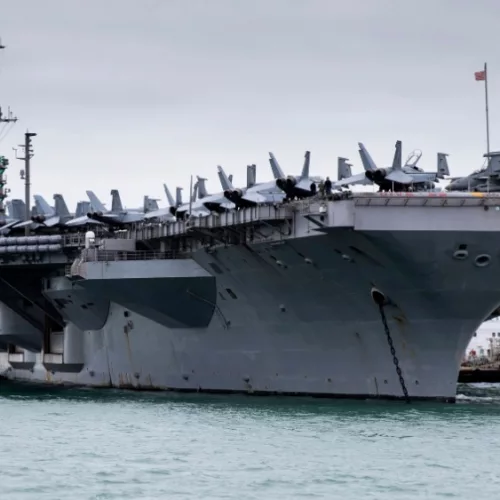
475 70 486 81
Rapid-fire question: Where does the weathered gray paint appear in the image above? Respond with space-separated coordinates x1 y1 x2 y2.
43 276 110 331
0 302 42 351
75 260 217 329
2 193 500 401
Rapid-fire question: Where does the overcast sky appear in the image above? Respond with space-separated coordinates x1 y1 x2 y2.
0 0 499 210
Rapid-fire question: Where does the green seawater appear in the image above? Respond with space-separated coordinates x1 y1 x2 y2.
0 382 499 499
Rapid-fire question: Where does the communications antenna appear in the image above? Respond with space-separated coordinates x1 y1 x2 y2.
0 39 18 221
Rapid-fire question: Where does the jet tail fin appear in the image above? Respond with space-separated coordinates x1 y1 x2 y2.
217 166 234 191
485 151 500 175
437 153 450 178
86 191 107 213
247 164 256 188
358 143 377 171
196 177 209 199
143 196 159 212
10 199 25 220
174 187 183 207
110 189 123 212
53 194 70 217
392 140 402 170
75 201 90 218
228 174 233 184
163 184 175 207
337 157 352 180
300 151 310 180
33 195 54 217
269 153 286 179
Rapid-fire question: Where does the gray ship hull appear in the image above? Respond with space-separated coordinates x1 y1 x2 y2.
2 217 497 401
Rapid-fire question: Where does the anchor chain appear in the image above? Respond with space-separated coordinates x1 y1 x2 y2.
378 304 410 403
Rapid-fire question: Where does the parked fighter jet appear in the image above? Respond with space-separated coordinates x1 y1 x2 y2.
75 200 91 218
196 176 235 213
221 164 285 208
13 194 58 231
170 183 201 218
29 194 72 228
334 141 445 192
335 153 373 188
142 184 177 222
337 158 352 181
0 199 27 234
446 152 500 192
174 173 235 218
65 190 144 229
271 151 322 200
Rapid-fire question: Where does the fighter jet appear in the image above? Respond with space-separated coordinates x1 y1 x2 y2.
196 176 235 213
271 151 322 200
74 200 91 218
335 152 374 189
65 190 144 229
13 194 59 231
174 173 235 218
221 164 285 208
142 184 177 222
0 199 27 234
446 151 500 192
171 183 202 218
334 140 445 192
29 194 73 228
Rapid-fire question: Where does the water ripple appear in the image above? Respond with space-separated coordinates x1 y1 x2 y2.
0 382 499 499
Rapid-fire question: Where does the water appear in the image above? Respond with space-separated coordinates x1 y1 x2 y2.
1 383 499 499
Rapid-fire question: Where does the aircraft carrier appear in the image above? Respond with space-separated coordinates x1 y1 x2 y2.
0 187 498 403
1 41 499 403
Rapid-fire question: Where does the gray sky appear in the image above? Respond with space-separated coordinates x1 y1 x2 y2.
0 0 499 209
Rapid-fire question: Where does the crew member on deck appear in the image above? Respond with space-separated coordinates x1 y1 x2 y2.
318 179 325 197
324 177 332 196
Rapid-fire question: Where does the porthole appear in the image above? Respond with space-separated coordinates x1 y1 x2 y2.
475 254 491 267
453 250 468 260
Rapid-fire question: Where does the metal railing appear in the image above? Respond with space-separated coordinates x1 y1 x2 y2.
80 248 177 263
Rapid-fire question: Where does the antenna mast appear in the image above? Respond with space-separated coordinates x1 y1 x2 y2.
15 132 36 236
0 39 18 222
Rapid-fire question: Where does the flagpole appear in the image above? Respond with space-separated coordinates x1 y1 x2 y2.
484 62 491 192
485 62 490 156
